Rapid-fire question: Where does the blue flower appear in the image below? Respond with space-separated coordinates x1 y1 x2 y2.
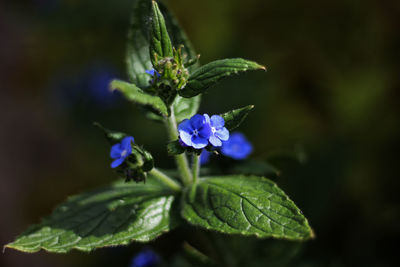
221 132 253 160
129 249 160 267
145 69 161 78
110 136 134 168
178 114 212 149
204 114 229 147
200 150 211 165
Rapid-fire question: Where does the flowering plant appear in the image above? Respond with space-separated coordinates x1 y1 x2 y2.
6 0 313 263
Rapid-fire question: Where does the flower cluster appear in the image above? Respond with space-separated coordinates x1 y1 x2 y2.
178 114 229 149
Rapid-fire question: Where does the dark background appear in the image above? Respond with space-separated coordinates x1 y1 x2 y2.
1 0 399 266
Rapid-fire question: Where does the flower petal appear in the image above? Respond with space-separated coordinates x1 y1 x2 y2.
110 143 122 159
210 115 225 128
191 135 209 149
111 157 125 168
179 131 193 146
209 135 222 147
178 119 193 133
203 113 211 124
215 127 229 141
199 122 212 139
121 136 134 149
190 114 205 129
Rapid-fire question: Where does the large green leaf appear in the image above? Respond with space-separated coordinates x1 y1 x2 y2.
181 175 313 240
6 178 180 253
179 58 266 97
221 105 254 131
111 79 169 116
126 0 198 84
149 0 173 66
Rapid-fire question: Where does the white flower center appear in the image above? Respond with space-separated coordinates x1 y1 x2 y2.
121 150 128 157
193 129 199 136
211 127 216 133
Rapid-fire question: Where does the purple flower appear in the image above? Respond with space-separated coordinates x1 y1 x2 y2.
178 114 211 149
110 136 134 168
204 114 229 147
145 69 161 78
200 150 211 165
129 249 160 267
221 132 253 160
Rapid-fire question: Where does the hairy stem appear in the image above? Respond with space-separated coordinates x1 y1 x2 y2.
165 110 193 185
192 154 200 184
149 168 181 192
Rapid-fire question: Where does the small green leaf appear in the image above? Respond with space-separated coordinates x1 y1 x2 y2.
181 175 313 240
174 95 201 123
179 58 266 97
110 79 169 116
221 105 254 131
167 140 185 156
150 0 173 66
93 122 127 144
6 178 180 253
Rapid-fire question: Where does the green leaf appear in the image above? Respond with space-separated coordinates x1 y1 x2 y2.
110 79 169 116
181 175 313 240
126 0 199 85
6 178 180 253
179 58 266 97
174 95 201 123
221 105 254 131
93 122 127 144
149 0 173 66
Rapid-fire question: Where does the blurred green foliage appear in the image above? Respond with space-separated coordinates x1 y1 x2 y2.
1 0 399 266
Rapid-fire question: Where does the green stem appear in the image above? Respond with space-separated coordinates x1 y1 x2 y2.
165 110 193 185
192 154 200 184
149 168 181 192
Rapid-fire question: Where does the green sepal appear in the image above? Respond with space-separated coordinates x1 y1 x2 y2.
221 105 254 131
167 140 202 156
179 58 266 97
110 79 169 117
93 122 127 144
167 140 185 155
6 178 181 253
181 175 314 240
150 0 173 67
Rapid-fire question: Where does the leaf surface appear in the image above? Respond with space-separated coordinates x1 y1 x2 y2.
7 178 180 253
179 58 265 97
110 79 169 116
181 175 313 240
149 0 173 66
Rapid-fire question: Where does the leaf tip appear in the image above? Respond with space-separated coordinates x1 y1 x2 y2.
259 65 267 71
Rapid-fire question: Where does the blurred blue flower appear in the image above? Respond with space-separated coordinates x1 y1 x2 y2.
221 132 253 160
129 249 160 267
110 136 134 168
178 114 211 149
200 150 211 165
204 114 229 147
145 69 161 78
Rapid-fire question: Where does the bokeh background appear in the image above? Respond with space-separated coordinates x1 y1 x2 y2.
1 0 399 266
